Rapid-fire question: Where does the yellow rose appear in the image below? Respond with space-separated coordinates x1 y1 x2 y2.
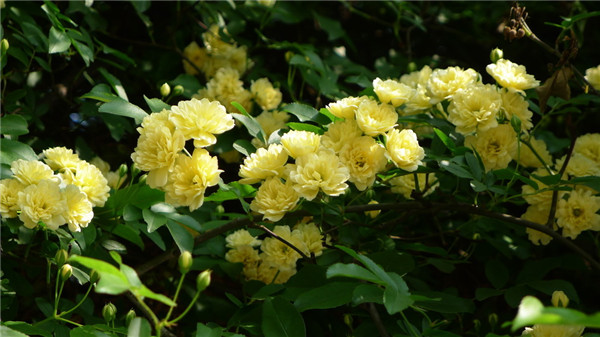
390 172 438 199
584 65 600 90
521 204 553 246
226 229 262 248
250 177 300 222
260 225 306 269
573 133 600 166
42 147 82 174
0 178 25 218
385 128 424 172
63 184 94 232
321 119 363 154
464 124 517 172
555 153 600 178
448 83 502 135
61 161 110 207
293 222 325 257
355 99 398 137
288 149 349 200
486 58 539 93
182 41 208 76
18 179 67 230
516 136 552 168
326 96 370 120
427 66 479 103
11 159 56 186
500 88 533 132
251 78 282 110
556 188 600 239
373 78 413 107
281 130 321 159
194 67 253 114
338 136 387 191
239 143 288 184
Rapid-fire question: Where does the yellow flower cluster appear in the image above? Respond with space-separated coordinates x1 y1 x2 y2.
520 132 600 244
584 64 600 90
522 291 584 337
1 147 110 232
131 98 234 211
224 222 325 284
182 25 250 78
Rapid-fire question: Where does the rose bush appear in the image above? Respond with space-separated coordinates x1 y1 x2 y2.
1 1 600 337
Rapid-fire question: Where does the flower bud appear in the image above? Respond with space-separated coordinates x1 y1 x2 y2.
1 39 9 56
489 48 504 63
285 51 294 63
160 83 171 97
365 200 380 219
173 85 184 96
55 249 69 267
130 163 141 178
102 302 117 323
178 251 193 274
89 269 100 284
551 290 569 308
196 269 212 292
60 264 73 282
125 309 136 327
488 313 498 327
407 61 418 73
472 319 481 332
118 164 128 177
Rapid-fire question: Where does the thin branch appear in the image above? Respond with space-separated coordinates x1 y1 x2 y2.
250 223 310 260
368 303 391 337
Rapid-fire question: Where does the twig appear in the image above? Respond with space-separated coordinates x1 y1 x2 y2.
368 303 390 337
250 223 310 260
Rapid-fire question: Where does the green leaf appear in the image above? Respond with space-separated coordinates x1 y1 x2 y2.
284 103 331 125
485 259 509 289
294 282 357 312
465 151 482 181
69 255 130 295
233 139 256 157
439 160 473 179
512 296 600 331
1 115 29 136
170 74 201 98
144 96 171 112
2 321 52 337
195 323 222 337
128 317 152 337
112 224 144 249
413 290 475 313
286 122 324 134
382 272 413 315
326 263 382 285
101 239 127 253
98 97 148 124
69 326 112 337
0 325 29 337
142 208 168 233
494 169 539 190
233 112 266 145
262 297 306 337
98 67 128 101
69 36 93 66
204 181 256 202
81 84 118 103
433 128 456 152
568 176 600 193
48 26 71 53
166 219 194 253
0 139 37 165
352 284 384 306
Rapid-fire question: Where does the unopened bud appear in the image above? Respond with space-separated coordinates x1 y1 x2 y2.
160 83 171 97
89 269 100 284
215 205 225 214
551 290 569 308
178 251 193 274
125 309 136 327
407 62 417 73
196 269 212 292
60 264 73 281
516 28 525 39
473 319 481 332
489 48 503 63
1 39 9 55
173 85 184 96
285 51 294 63
365 200 380 219
488 313 498 327
55 249 69 267
118 164 128 177
102 302 117 323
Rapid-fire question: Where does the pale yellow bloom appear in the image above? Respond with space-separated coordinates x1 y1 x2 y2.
400 65 432 88
486 59 539 93
139 109 175 133
194 68 253 114
225 229 262 248
254 260 296 284
584 65 600 90
427 66 479 102
280 130 321 159
326 96 370 120
573 133 600 166
209 44 250 78
18 179 67 230
131 124 185 189
11 159 56 186
164 149 222 211
555 153 600 178
464 124 517 172
521 168 563 207
403 85 433 114
355 99 398 137
42 147 82 174
516 136 552 168
293 222 325 257
202 24 232 54
251 78 282 111
61 161 110 207
239 144 288 184
0 178 25 218
447 83 502 135
250 177 300 222
390 173 438 199
255 110 290 138
521 204 553 246
385 128 425 172
556 189 600 239
321 119 363 154
260 225 306 269
89 157 110 175
500 88 533 131
373 78 413 107
182 41 208 76
287 149 350 200
63 184 94 232
169 98 235 148
338 136 387 191
91 157 124 190
226 244 260 264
